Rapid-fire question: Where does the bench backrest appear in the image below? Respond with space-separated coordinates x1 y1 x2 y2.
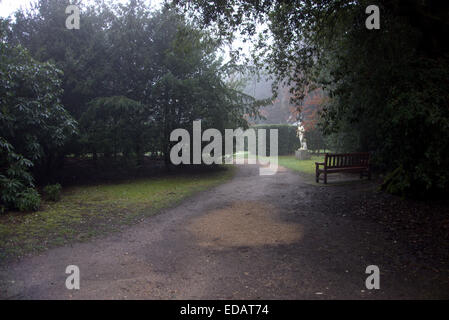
325 153 370 168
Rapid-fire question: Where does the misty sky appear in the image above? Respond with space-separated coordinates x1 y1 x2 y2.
0 0 163 17
0 0 253 58
0 0 31 17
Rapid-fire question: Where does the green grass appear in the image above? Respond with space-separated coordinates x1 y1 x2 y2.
233 152 324 176
0 166 235 263
278 155 324 175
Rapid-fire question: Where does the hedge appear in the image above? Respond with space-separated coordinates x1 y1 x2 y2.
250 124 301 156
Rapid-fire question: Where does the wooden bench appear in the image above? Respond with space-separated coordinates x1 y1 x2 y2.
315 153 371 184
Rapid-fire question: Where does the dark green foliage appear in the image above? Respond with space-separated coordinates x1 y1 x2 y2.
1 1 259 213
323 126 361 154
251 124 301 156
16 188 41 212
304 129 326 153
0 138 35 212
80 96 149 162
1 19 75 211
0 21 77 170
0 135 40 212
315 3 449 197
43 184 62 202
374 57 449 197
12 0 110 119
2 0 257 214
11 1 257 159
146 10 259 165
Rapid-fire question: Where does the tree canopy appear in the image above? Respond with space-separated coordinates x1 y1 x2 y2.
173 0 449 197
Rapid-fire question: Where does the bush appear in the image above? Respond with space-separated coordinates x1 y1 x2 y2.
324 128 361 154
80 96 149 162
251 124 301 155
16 188 41 212
0 137 38 212
43 184 62 202
304 128 326 153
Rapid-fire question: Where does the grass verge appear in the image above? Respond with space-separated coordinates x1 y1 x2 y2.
278 155 323 175
278 155 374 187
0 166 234 263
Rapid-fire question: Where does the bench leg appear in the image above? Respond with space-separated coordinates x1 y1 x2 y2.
324 172 327 184
316 170 319 183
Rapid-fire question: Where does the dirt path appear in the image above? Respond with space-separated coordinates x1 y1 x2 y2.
1 164 448 299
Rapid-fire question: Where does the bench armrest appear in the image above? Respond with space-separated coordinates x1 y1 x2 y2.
315 162 325 167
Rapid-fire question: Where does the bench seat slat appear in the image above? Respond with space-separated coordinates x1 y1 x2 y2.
322 167 369 173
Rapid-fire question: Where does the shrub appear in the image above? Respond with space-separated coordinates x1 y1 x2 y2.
43 184 62 202
16 188 41 212
304 128 326 153
251 124 301 156
0 137 38 212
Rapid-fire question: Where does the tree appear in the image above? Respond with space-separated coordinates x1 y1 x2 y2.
12 0 111 119
146 9 258 166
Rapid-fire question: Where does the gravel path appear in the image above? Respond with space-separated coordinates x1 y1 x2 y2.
1 164 448 299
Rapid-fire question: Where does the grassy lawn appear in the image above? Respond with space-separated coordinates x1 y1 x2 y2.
278 155 324 175
0 166 234 263
234 152 324 177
